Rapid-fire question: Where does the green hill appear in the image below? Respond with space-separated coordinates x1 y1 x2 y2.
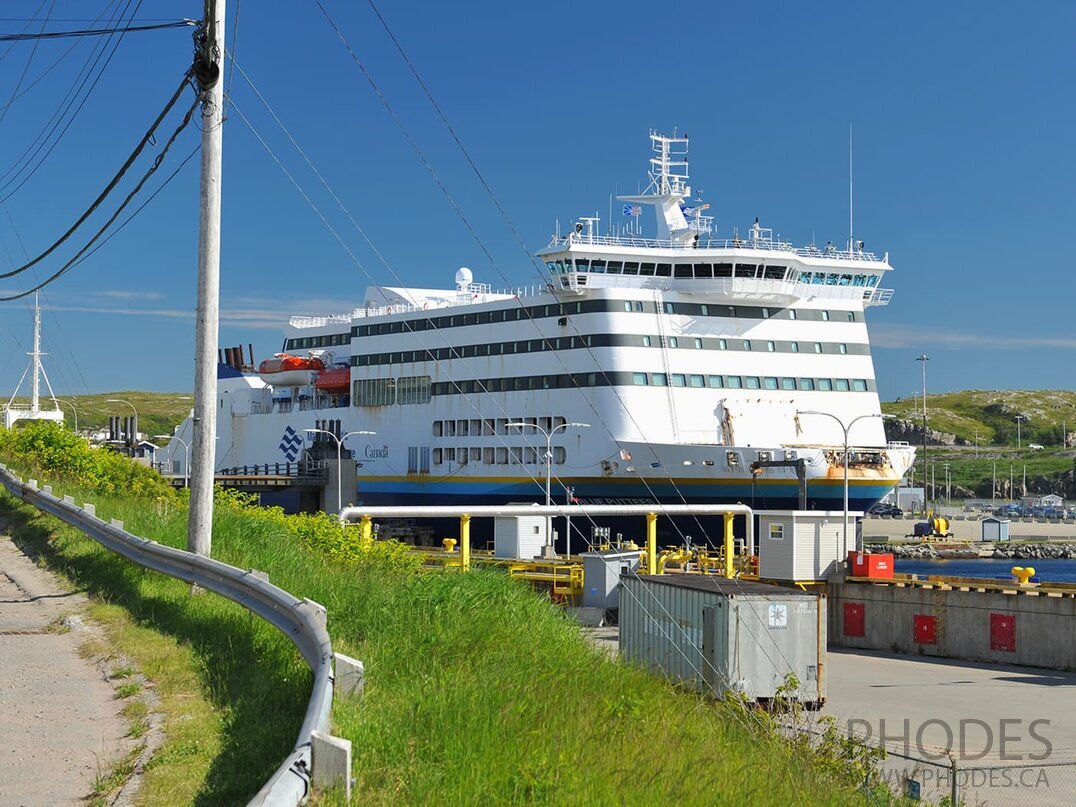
882 390 1076 498
6 391 192 441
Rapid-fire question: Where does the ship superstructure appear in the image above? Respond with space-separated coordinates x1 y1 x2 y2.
163 132 913 519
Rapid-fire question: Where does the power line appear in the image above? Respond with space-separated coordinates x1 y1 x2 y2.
0 68 195 281
312 3 724 547
0 0 56 128
0 0 143 202
0 19 195 42
0 76 199 301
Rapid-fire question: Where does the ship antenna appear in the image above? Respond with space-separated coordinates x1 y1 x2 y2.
848 122 854 254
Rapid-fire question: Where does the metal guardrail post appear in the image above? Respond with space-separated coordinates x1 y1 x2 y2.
0 463 334 807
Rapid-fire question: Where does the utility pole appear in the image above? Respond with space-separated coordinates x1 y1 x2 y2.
188 0 225 557
917 354 930 509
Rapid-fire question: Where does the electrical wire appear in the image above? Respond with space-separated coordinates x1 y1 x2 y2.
0 19 194 42
0 81 199 301
0 68 194 280
312 2 723 549
0 0 56 128
0 0 145 202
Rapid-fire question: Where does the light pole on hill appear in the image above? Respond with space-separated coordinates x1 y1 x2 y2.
917 355 930 506
56 399 78 433
797 410 885 553
1015 413 1029 450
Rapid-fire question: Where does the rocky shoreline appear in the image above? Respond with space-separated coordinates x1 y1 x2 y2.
866 542 1076 560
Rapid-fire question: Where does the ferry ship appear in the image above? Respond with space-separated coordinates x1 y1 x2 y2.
163 132 913 519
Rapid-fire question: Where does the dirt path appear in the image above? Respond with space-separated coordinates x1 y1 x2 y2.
0 535 127 806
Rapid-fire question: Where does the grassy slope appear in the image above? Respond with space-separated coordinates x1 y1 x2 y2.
7 391 193 440
882 389 1076 446
883 390 1076 494
0 478 872 806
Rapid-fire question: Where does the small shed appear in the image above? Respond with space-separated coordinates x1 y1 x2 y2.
493 504 547 559
981 516 1010 542
757 510 857 582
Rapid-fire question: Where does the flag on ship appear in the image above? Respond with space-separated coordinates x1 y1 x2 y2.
622 204 641 217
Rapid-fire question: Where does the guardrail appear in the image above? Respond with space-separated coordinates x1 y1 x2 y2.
0 463 337 806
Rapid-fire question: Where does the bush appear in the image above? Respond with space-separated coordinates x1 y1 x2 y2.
0 421 176 501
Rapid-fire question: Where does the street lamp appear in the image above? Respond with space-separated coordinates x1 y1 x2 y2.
1015 413 1029 450
155 434 191 488
107 398 138 443
916 355 930 505
56 399 79 433
506 420 590 555
797 410 885 553
304 428 376 512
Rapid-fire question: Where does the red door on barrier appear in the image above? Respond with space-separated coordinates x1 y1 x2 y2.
844 602 865 637
913 614 937 644
990 613 1016 652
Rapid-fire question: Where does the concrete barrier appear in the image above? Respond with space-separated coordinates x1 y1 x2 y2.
828 579 1076 671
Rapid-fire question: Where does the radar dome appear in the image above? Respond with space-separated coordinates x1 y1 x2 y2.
455 266 473 287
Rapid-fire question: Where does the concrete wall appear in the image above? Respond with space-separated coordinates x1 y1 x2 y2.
828 580 1076 671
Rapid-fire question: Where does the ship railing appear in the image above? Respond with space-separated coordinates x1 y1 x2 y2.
547 233 883 262
288 313 355 328
217 460 328 478
556 273 888 303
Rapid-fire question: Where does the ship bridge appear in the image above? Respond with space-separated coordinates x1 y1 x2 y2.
537 131 894 308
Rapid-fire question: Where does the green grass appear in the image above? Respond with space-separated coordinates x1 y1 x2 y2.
0 464 879 805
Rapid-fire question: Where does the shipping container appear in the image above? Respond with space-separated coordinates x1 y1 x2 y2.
619 574 826 704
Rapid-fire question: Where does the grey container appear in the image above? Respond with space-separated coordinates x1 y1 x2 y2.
619 574 826 704
581 549 641 609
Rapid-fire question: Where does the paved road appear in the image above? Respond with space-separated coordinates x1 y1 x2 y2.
0 535 126 806
863 517 1076 543
822 649 1076 806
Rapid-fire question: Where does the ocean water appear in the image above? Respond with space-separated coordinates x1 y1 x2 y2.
895 558 1076 583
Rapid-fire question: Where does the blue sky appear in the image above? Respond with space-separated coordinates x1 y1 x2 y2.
0 1 1073 401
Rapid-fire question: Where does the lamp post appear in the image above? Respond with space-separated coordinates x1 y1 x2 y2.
56 399 79 433
797 410 884 552
916 354 929 506
304 428 376 512
1015 413 1028 450
155 434 191 488
107 398 138 444
506 420 590 555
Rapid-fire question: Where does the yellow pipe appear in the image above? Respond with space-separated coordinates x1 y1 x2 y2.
723 512 735 579
460 514 471 572
359 514 373 542
646 512 658 575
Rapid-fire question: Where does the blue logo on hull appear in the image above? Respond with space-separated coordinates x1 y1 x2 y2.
279 426 302 461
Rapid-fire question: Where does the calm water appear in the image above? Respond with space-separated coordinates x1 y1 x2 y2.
896 558 1076 583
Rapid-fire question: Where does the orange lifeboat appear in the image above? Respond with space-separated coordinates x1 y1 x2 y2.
315 366 350 392
257 353 325 386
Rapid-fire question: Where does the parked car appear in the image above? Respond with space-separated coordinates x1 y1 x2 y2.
994 505 1023 517
869 503 903 517
1028 443 1045 450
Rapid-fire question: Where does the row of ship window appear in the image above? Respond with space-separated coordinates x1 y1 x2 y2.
340 300 857 341
433 416 567 437
350 372 876 406
432 446 567 467
282 301 860 350
632 373 870 392
543 259 882 288
350 333 867 366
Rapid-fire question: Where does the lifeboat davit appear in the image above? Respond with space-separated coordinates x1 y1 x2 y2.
257 354 325 387
315 366 350 392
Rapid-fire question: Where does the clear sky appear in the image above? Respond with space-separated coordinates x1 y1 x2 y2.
1 1 1073 402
